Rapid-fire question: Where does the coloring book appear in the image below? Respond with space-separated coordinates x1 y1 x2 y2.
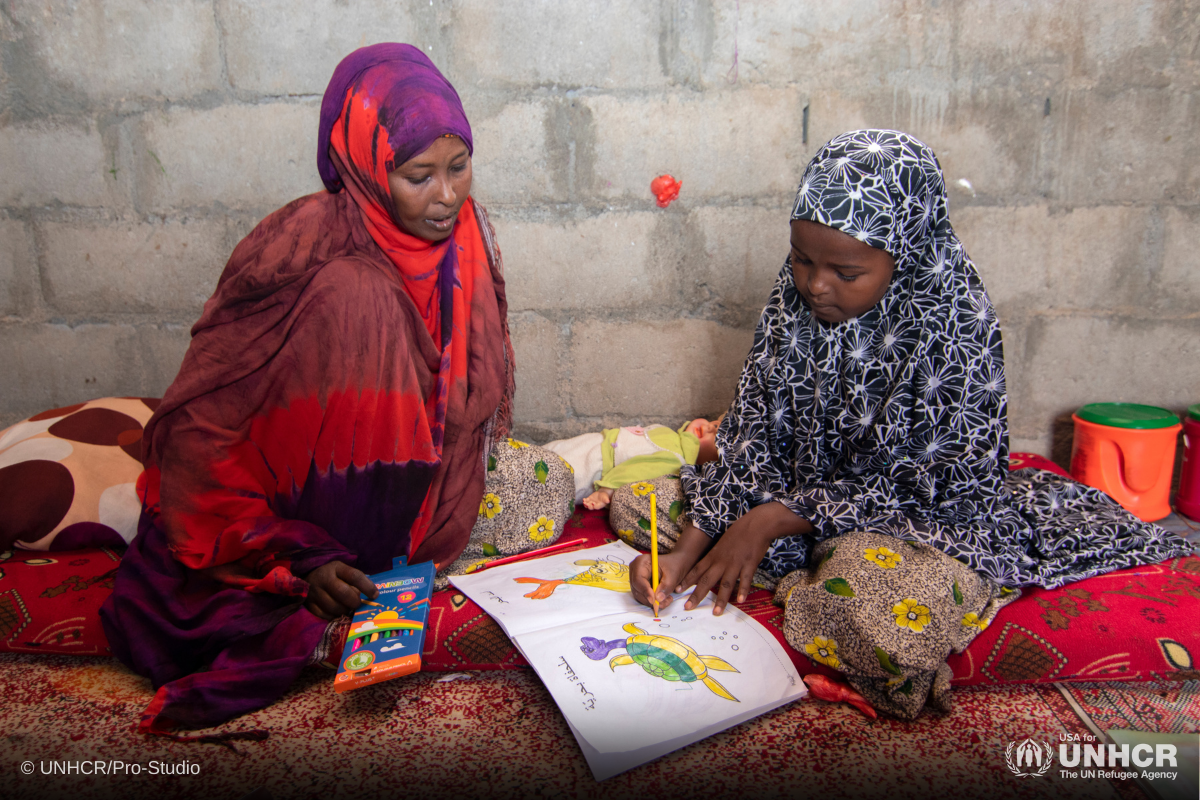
450 541 807 780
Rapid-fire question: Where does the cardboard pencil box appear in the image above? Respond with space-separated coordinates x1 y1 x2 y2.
333 556 436 693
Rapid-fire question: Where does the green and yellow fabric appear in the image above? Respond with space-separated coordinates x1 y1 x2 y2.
594 423 700 490
438 438 575 588
775 530 1021 719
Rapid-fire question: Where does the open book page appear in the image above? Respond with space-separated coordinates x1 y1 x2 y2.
450 541 657 637
522 604 804 761
450 543 807 780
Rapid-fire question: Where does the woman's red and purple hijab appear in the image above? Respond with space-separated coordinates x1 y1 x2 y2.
100 44 514 732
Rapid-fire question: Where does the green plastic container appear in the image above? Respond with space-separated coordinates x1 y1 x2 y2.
1074 403 1180 430
1188 403 1200 422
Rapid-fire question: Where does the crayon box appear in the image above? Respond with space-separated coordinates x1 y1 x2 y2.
333 556 436 693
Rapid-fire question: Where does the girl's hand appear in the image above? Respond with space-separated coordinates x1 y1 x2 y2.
629 524 712 612
680 525 774 616
682 502 812 616
630 551 692 612
303 560 379 620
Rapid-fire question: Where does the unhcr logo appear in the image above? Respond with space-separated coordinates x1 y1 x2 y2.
1005 738 1054 777
1004 733 1184 782
1058 740 1179 781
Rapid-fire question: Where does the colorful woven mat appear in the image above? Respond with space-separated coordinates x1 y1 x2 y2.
1055 680 1200 734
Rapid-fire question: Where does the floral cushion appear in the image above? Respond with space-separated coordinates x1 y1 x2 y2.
0 398 157 551
607 475 688 551
437 438 576 586
774 531 1021 719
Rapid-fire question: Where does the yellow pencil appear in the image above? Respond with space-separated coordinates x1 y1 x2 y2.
650 492 659 619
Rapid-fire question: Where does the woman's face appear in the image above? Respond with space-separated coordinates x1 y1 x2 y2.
789 219 895 324
387 135 472 241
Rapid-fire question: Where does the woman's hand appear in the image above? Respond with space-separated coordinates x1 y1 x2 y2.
303 560 379 620
682 502 812 616
629 524 712 612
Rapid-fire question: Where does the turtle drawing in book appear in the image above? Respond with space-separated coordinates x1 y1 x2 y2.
579 622 741 701
515 556 631 599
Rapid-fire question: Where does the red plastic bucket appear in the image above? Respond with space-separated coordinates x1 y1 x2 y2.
1178 404 1200 521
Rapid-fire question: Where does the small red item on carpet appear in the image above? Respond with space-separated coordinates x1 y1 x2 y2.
650 174 681 208
803 673 878 719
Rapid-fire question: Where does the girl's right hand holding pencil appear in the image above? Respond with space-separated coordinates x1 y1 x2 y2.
629 523 712 612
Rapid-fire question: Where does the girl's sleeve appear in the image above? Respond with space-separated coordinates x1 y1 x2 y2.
682 314 802 537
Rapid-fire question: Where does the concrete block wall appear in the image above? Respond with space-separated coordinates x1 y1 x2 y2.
2 0 1198 458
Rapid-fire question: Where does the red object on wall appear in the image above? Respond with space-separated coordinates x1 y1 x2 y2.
650 174 681 208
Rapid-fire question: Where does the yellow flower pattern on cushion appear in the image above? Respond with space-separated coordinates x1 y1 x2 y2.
479 492 502 519
631 482 655 497
528 516 555 542
863 546 902 569
507 438 529 449
892 598 932 633
961 612 989 631
615 529 637 545
804 636 840 668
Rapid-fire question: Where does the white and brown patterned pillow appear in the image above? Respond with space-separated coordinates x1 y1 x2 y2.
0 397 157 551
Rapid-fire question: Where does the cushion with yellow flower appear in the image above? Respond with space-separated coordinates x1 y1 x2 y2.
630 481 655 497
960 612 989 631
437 439 575 588
804 635 841 668
863 545 903 569
892 598 932 633
608 475 686 554
773 530 1021 721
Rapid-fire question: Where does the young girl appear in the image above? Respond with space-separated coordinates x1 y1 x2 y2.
631 129 1191 618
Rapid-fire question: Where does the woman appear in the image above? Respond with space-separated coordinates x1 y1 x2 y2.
630 130 1191 715
100 44 514 732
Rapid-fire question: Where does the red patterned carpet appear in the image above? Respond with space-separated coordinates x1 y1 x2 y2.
2 652 1127 800
1054 680 1200 734
3 455 1196 799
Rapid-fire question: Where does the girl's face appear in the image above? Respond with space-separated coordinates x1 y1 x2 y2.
387 135 472 241
789 219 895 324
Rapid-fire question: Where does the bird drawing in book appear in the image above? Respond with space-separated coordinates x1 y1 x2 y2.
514 557 631 599
579 622 741 701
